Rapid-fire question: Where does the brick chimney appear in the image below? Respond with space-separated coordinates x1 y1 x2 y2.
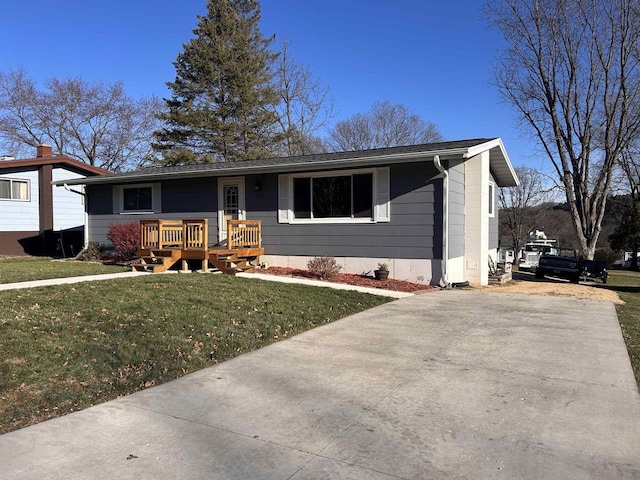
36 143 53 158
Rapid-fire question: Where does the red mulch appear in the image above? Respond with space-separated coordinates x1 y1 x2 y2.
256 266 436 293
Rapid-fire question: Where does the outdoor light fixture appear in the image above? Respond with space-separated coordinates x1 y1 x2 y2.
253 181 263 192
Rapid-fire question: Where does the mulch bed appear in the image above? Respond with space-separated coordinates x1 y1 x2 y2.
256 266 436 293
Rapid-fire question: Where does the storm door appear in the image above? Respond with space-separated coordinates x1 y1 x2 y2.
217 177 246 244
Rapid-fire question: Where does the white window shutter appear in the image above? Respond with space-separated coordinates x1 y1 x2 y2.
375 167 390 222
278 174 290 223
112 186 122 213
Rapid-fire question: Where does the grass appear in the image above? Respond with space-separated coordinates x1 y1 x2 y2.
601 270 640 388
0 274 390 433
0 256 129 284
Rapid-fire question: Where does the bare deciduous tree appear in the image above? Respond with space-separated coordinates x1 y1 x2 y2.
486 0 640 259
618 143 640 199
499 166 550 261
0 69 162 172
328 101 443 152
273 41 334 156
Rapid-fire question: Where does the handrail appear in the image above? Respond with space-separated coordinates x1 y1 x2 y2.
227 219 262 249
139 219 208 251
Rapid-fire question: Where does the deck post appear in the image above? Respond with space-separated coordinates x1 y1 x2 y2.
182 222 188 250
181 259 189 272
202 219 208 251
157 219 164 249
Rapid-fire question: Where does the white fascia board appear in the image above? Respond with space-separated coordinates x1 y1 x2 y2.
464 138 519 187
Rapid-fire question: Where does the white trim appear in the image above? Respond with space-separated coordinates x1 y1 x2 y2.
279 166 389 224
217 176 245 243
278 174 290 223
375 167 390 222
0 177 30 202
488 181 495 217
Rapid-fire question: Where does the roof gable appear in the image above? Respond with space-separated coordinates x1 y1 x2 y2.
0 156 109 177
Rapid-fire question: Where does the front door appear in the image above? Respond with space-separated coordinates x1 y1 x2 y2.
218 177 245 244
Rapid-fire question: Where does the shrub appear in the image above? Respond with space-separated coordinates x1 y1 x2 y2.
307 256 342 279
80 241 103 261
107 222 140 261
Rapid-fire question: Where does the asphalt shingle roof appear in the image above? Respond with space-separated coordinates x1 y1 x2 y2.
53 138 520 186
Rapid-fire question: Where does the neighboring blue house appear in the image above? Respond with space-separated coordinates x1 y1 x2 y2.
0 144 108 256
54 138 518 285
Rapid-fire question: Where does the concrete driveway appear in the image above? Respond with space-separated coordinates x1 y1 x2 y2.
1 290 639 479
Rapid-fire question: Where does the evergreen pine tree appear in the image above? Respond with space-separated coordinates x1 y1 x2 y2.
154 0 281 163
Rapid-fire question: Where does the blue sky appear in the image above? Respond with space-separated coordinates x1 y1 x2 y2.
1 0 546 171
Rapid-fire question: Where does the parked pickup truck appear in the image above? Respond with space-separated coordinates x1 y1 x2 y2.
535 247 582 283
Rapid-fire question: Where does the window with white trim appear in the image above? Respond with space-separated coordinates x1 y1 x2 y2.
114 183 160 214
488 181 495 217
0 178 30 201
278 167 390 224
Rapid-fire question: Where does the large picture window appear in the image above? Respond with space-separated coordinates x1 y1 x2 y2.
293 173 373 220
0 178 29 201
278 167 390 224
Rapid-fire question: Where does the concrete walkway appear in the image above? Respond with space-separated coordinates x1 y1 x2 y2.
0 270 409 298
0 271 146 291
1 290 639 479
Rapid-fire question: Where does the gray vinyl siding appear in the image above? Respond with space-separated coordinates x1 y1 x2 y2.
251 163 440 259
86 184 113 215
87 179 220 244
448 159 465 259
489 172 499 249
161 177 218 213
86 162 443 259
88 212 219 246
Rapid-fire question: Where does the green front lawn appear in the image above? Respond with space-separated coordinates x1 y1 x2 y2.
0 257 129 284
0 274 390 433
602 270 640 387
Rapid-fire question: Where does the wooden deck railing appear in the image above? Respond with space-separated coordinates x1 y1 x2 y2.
140 219 208 251
227 220 262 249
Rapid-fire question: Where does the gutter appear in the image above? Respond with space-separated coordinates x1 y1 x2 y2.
52 146 484 187
63 183 85 196
433 155 449 287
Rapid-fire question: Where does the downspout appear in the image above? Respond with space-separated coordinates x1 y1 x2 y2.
63 183 89 254
433 156 449 287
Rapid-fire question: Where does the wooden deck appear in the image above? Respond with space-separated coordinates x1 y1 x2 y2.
134 219 264 274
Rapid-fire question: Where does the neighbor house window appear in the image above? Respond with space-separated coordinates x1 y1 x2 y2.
0 178 29 201
278 167 390 224
488 181 495 217
114 183 160 213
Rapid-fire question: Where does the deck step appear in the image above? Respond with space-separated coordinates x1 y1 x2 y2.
133 246 262 275
134 250 180 273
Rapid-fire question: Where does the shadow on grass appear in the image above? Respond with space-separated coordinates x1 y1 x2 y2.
596 284 640 294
